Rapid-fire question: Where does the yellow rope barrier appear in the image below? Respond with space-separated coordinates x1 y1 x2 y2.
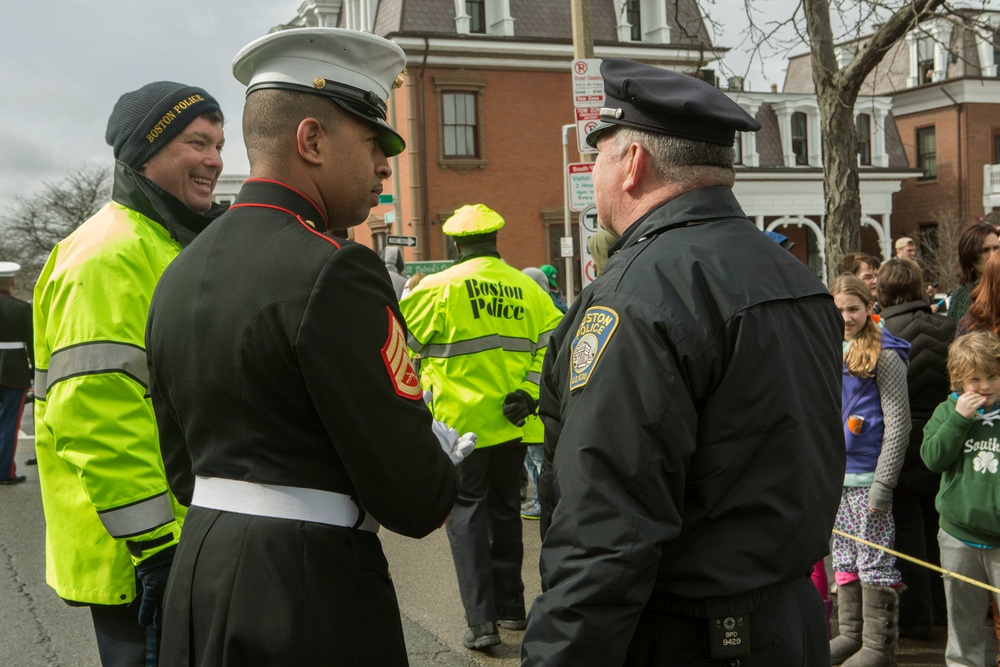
832 528 1000 595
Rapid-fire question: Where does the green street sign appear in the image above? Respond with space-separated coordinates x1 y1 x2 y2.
404 260 453 277
378 193 393 205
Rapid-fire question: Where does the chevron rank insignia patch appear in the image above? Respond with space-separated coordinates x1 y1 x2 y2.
569 306 619 390
382 307 422 399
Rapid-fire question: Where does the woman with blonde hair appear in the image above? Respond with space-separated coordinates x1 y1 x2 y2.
828 273 911 666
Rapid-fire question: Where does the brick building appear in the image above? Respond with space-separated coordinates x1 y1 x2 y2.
273 0 721 295
784 9 1000 279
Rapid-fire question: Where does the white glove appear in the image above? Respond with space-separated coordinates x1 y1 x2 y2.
424 391 477 465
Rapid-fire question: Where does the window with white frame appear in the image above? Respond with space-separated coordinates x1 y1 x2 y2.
772 99 819 167
454 0 513 36
791 112 808 166
917 34 934 84
907 21 954 87
857 114 872 166
467 0 485 33
615 0 669 43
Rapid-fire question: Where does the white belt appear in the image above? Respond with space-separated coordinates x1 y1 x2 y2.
191 476 379 532
0 342 25 350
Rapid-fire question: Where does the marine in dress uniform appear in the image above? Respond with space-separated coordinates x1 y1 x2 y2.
521 60 846 666
147 28 469 667
0 262 31 484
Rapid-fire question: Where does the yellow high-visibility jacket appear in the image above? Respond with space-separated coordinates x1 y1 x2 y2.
401 255 563 447
33 168 218 605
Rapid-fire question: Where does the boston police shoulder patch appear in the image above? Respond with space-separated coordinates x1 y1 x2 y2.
569 306 619 390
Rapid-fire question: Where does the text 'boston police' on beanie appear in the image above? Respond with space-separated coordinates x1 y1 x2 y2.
105 81 222 169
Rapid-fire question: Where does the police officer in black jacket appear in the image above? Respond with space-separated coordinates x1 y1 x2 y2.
0 262 31 484
147 28 473 667
521 60 845 666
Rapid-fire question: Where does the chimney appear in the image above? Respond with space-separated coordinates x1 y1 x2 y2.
770 83 778 93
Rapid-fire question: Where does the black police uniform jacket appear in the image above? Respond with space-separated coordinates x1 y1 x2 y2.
522 186 845 665
147 179 458 667
0 291 32 388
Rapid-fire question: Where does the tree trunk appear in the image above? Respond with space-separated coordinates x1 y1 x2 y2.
819 92 862 280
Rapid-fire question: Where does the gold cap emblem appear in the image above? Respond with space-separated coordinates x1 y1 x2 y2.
393 69 406 90
313 77 326 90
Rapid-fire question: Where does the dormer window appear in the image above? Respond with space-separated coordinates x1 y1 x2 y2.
626 0 641 41
792 112 809 166
917 35 934 84
615 0 669 43
467 0 485 33
907 21 954 86
857 114 872 166
976 20 1000 77
454 0 514 36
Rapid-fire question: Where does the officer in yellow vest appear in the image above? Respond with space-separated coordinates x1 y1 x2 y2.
401 204 564 650
33 82 225 666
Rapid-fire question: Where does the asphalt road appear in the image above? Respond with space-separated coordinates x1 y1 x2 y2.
0 403 978 666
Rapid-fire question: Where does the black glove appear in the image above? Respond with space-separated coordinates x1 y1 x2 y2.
502 389 537 427
135 545 176 629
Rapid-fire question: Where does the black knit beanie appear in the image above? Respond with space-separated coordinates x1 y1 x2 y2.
105 81 222 169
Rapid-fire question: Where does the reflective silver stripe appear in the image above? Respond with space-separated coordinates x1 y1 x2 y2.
407 333 424 353
191 476 380 532
34 370 47 399
420 334 538 359
39 342 148 400
98 492 175 538
0 341 25 350
525 371 541 385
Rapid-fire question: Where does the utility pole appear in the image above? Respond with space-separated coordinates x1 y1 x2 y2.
564 0 595 304
571 0 594 59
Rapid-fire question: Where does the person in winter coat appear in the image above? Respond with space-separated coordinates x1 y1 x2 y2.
381 245 407 299
32 81 226 667
921 330 1000 667
829 273 911 667
523 59 843 667
949 223 1000 323
877 258 955 638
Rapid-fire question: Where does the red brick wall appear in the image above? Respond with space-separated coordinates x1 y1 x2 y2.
353 64 582 277
892 102 999 236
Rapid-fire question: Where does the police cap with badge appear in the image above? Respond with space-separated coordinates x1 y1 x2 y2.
232 27 407 157
586 59 761 149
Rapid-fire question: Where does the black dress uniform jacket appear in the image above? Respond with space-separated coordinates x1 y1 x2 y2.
147 180 458 666
0 292 32 388
522 186 845 666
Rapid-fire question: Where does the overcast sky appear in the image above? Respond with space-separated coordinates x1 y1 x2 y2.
0 0 793 216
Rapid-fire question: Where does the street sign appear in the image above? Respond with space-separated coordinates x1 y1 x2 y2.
560 236 575 258
386 234 417 247
404 260 453 276
571 59 604 108
579 205 599 288
378 193 394 205
384 211 396 224
568 163 594 211
575 107 601 154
